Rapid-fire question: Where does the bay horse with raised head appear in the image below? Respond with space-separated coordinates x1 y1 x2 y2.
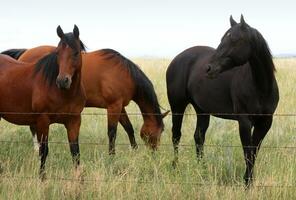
2 47 168 153
0 25 86 177
166 15 279 186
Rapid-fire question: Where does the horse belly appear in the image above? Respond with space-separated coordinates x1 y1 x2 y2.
0 90 35 124
85 95 107 108
189 74 235 117
197 95 234 115
1 114 36 125
196 96 237 120
0 99 36 125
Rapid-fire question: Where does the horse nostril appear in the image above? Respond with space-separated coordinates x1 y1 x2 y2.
64 77 69 84
206 65 212 73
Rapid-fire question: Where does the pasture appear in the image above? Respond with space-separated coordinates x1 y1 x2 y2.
0 57 296 199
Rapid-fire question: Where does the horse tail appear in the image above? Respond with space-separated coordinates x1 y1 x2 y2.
1 49 27 60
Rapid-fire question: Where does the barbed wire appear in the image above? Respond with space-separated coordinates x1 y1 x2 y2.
0 111 296 116
1 139 296 150
1 175 296 188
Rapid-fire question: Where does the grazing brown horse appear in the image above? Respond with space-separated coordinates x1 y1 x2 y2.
0 25 86 177
2 46 168 153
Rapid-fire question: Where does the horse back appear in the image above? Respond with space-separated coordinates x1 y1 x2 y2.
19 45 55 63
166 46 215 105
81 51 135 107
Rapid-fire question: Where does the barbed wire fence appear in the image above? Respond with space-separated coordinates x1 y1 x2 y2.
1 111 296 188
1 174 296 188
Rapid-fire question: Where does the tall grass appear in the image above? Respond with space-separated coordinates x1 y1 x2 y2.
0 58 296 199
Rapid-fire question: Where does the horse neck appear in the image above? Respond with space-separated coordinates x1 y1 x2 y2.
69 70 83 94
134 98 162 129
248 35 275 96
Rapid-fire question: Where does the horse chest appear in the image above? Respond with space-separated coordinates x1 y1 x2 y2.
32 87 85 113
189 74 234 113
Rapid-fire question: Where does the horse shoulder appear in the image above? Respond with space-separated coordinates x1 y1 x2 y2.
31 83 48 112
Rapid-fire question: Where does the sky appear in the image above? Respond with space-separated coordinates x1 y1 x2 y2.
0 0 295 58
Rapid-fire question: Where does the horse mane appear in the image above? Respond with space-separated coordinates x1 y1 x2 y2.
34 52 59 85
249 27 276 93
34 33 86 86
1 49 27 59
100 49 163 126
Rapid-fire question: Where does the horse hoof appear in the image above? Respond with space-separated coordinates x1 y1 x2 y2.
74 165 85 184
132 144 138 150
244 175 253 188
39 171 46 181
172 160 178 169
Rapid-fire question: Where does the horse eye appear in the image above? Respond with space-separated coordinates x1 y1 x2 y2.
226 32 231 37
61 42 67 48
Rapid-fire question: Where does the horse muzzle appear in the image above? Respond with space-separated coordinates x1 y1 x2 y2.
56 75 72 90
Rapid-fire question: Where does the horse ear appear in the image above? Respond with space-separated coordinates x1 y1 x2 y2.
240 14 247 29
73 24 80 39
56 25 64 39
161 110 170 118
230 15 237 27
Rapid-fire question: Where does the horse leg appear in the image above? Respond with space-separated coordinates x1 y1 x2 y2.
238 117 253 186
171 104 187 167
250 116 273 180
64 115 81 168
35 116 50 179
29 125 39 151
193 109 210 158
107 102 122 155
119 108 137 149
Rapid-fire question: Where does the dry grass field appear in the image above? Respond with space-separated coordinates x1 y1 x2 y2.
0 57 296 199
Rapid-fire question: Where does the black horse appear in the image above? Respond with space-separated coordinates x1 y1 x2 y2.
166 15 279 186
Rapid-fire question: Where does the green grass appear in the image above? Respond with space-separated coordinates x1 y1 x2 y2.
1 58 296 199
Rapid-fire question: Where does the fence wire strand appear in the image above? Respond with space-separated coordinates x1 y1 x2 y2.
1 175 296 188
1 140 296 150
0 111 296 116
1 111 296 189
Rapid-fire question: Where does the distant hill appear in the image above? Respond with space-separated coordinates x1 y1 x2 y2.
274 53 296 58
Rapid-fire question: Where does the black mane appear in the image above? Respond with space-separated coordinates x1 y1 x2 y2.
34 52 59 85
248 27 275 93
34 33 85 85
1 49 27 59
101 49 163 126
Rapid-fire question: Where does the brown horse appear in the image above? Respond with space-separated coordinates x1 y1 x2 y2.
2 46 168 153
0 25 86 177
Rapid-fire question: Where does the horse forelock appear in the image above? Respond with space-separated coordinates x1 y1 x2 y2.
60 33 86 52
